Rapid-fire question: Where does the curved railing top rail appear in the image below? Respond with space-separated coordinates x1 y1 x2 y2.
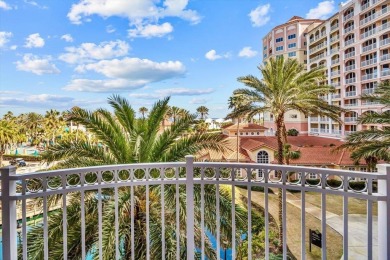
1 161 385 180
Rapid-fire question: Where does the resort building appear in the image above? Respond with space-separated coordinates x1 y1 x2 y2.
262 16 323 135
199 124 371 173
307 0 390 138
261 0 390 139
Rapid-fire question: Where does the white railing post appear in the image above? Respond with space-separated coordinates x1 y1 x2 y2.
377 164 390 260
185 155 195 260
1 166 17 260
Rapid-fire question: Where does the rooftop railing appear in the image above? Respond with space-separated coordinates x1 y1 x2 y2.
1 159 390 260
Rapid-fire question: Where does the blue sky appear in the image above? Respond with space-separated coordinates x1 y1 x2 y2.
0 0 341 118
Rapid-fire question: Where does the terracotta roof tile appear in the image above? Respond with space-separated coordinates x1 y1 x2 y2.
223 123 268 131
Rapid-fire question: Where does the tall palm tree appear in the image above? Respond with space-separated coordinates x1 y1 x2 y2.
0 120 18 166
26 95 248 259
338 81 390 168
23 112 44 146
139 106 148 119
196 106 209 120
2 111 15 121
44 109 64 145
227 94 249 162
230 57 343 251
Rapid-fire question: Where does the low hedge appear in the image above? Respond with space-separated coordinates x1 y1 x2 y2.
306 179 377 192
3 154 42 162
236 185 274 193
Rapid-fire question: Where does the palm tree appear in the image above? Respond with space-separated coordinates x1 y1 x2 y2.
44 109 64 146
139 106 148 119
227 94 249 162
196 106 209 120
0 120 18 166
26 95 248 259
2 111 15 121
338 81 390 169
23 112 44 146
230 56 343 251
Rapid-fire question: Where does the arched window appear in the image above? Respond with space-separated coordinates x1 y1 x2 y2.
257 151 269 163
257 150 269 178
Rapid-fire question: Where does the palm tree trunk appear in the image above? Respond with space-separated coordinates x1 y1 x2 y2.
275 114 285 253
236 118 240 163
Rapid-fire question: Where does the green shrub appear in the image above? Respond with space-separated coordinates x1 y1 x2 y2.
287 128 299 136
236 185 274 193
4 154 42 162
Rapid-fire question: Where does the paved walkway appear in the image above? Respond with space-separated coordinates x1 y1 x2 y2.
286 191 378 260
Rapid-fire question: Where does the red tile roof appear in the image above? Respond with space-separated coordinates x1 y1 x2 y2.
223 123 268 131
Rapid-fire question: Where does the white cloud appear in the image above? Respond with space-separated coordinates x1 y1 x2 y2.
0 31 12 48
59 40 130 64
129 88 214 99
189 98 208 104
249 4 271 27
205 49 230 61
61 34 74 42
24 0 48 9
128 22 173 38
238 47 258 58
0 94 74 108
106 25 116 33
306 1 335 19
65 58 186 92
67 0 200 38
10 45 17 50
15 54 60 75
0 1 12 10
63 78 143 92
24 33 45 48
75 57 185 79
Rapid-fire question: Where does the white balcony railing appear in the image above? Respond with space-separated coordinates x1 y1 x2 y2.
362 73 377 81
331 58 340 65
381 54 390 62
345 64 356 71
345 38 355 46
382 70 390 77
362 43 377 53
379 23 389 32
345 77 356 84
310 127 319 133
309 116 318 121
344 12 354 22
345 91 357 97
331 129 341 135
380 38 390 47
361 58 377 67
361 1 370 11
331 82 341 87
345 130 356 135
330 48 340 54
360 13 376 26
2 160 389 259
345 51 355 59
330 35 339 43
331 24 339 31
345 102 358 107
345 117 357 122
319 128 329 133
361 28 376 39
362 88 377 94
331 70 340 77
309 41 327 54
344 26 354 34
332 93 341 99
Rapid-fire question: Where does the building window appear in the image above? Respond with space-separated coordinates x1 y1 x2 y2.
288 43 296 49
257 150 269 178
276 37 283 42
290 114 298 118
309 173 317 179
304 42 307 46
276 55 283 59
288 34 296 39
360 167 367 172
264 46 267 50
304 60 307 64
288 52 296 57
276 46 284 51
304 51 307 55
